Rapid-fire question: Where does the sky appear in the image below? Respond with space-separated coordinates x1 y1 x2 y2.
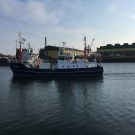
1 0 135 54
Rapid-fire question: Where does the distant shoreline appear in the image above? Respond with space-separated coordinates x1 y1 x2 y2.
102 56 135 63
0 58 9 66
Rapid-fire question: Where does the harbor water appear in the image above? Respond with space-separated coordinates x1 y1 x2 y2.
0 63 135 135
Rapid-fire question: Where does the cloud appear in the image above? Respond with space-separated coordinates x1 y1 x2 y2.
0 0 14 16
106 4 117 14
0 0 64 24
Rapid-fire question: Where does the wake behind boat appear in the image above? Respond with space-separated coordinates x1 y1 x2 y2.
9 33 103 78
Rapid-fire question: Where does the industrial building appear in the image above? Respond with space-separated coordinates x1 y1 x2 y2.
97 43 135 62
38 37 84 60
39 45 84 60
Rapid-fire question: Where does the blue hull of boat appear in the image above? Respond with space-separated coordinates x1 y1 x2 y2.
10 63 103 77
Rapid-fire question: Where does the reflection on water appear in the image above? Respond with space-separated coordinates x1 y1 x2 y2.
1 64 135 135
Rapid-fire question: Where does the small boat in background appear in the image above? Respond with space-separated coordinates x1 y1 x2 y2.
9 33 103 78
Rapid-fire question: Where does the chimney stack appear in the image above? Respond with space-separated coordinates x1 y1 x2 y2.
45 37 47 48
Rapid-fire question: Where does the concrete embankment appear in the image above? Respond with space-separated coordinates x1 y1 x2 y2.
102 56 135 63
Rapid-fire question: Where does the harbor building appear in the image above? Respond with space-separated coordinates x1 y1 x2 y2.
39 37 84 60
39 45 84 60
97 43 135 62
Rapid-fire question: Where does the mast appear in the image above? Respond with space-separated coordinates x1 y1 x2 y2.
84 36 87 62
15 40 17 49
61 42 66 48
18 32 23 63
61 41 66 54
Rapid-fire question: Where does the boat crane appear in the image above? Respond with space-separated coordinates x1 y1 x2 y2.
90 38 94 49
84 37 95 56
88 38 94 54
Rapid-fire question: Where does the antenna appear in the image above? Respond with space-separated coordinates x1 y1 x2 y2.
61 42 66 48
